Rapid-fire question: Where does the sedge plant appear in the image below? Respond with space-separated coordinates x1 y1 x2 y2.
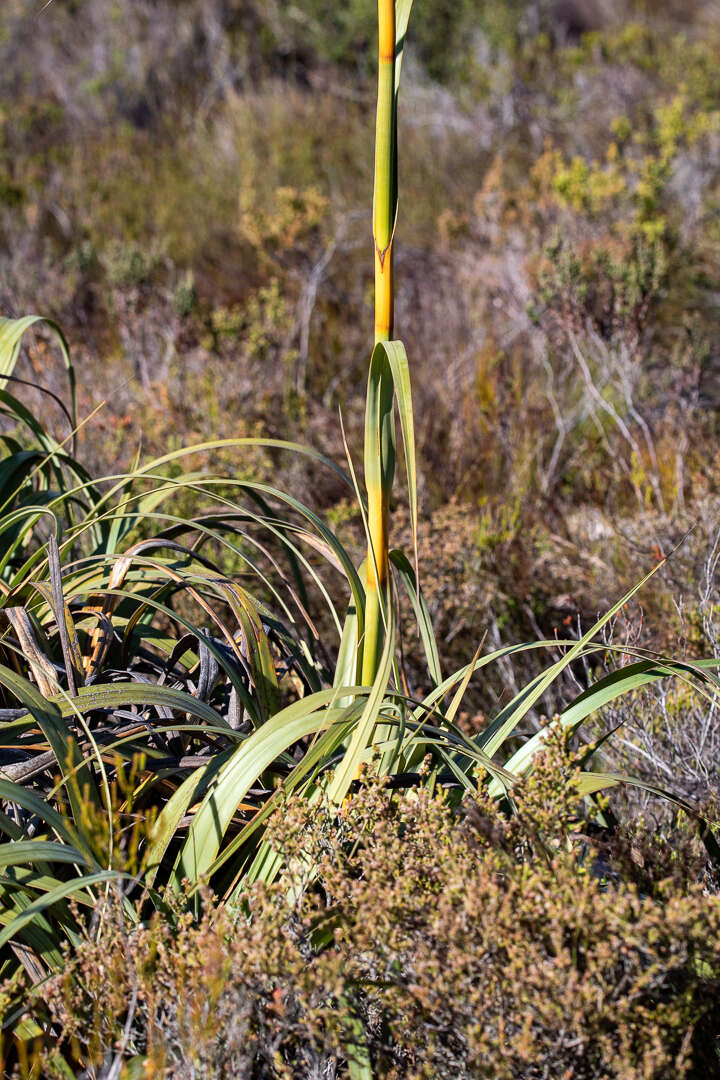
0 0 719 1061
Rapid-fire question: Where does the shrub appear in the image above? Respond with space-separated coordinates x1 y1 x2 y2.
20 756 720 1079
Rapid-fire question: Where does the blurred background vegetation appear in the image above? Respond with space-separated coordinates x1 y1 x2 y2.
1 0 720 789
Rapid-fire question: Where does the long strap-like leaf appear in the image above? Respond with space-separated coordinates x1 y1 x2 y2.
479 558 668 759
0 316 76 432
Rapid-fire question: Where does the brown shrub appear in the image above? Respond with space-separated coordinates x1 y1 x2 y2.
16 752 720 1079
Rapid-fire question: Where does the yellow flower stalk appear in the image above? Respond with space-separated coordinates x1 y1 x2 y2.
362 0 398 685
374 0 396 345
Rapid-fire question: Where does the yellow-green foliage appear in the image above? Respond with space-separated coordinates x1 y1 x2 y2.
534 91 718 237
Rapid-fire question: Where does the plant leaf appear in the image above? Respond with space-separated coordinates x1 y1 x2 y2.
0 316 76 429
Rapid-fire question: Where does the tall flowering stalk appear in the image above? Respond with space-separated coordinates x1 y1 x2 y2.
361 0 411 684
373 0 396 346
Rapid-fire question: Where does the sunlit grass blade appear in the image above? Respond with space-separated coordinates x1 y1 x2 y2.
334 601 361 701
0 315 76 429
478 558 668 759
574 771 720 863
362 341 396 683
0 870 119 951
489 656 720 795
172 688 368 887
390 549 441 685
382 340 417 566
0 840 92 871
0 780 84 850
146 751 234 889
328 602 397 803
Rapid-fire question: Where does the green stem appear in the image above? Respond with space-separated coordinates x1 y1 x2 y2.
363 0 397 686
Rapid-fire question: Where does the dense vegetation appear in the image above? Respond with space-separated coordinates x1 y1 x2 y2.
3 0 720 670
0 0 719 1075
